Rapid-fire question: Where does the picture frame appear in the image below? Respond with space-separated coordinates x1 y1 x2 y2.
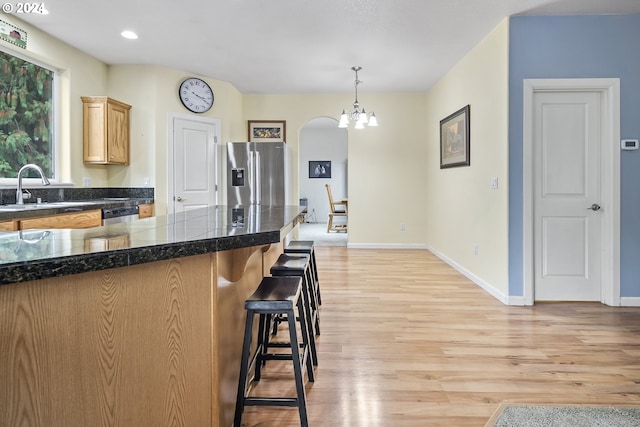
0 20 28 49
248 120 286 142
440 105 470 169
309 161 331 179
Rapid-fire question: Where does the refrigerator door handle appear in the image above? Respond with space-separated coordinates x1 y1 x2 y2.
248 151 255 204
255 151 262 204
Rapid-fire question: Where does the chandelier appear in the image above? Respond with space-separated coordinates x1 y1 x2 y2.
338 66 378 129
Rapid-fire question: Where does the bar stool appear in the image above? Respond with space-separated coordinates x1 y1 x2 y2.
234 276 314 427
285 240 322 305
270 253 320 366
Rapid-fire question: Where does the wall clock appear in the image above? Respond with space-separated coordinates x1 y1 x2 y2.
178 77 214 113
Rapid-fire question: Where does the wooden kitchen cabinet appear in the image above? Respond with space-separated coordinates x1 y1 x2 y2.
0 220 18 231
138 203 154 219
19 210 102 230
84 233 130 251
82 96 131 165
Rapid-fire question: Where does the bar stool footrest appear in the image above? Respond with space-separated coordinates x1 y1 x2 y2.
262 353 295 361
245 397 299 407
267 341 301 348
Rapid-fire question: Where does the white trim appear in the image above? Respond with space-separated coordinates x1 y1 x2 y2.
347 243 428 250
620 297 640 307
427 245 509 305
167 113 222 215
344 243 517 306
506 296 528 306
523 78 620 306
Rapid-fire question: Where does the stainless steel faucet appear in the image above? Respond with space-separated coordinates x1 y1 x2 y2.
16 164 51 204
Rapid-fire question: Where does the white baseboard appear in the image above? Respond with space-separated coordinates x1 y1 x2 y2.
506 296 529 306
426 245 514 306
620 297 640 307
347 243 429 250
342 244 637 307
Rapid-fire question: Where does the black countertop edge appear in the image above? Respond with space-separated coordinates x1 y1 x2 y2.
0 231 283 286
0 252 132 285
0 210 303 286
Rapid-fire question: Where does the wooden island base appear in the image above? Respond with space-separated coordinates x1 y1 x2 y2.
0 242 283 427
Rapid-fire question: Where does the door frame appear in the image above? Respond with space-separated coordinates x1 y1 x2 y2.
523 78 620 306
167 113 222 215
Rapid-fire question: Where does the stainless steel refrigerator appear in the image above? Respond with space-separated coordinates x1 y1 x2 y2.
227 141 291 206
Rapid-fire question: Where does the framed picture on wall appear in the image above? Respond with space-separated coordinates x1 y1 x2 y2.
440 105 470 168
248 120 286 142
309 161 331 178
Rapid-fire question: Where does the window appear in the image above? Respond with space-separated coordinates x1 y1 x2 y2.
0 49 55 179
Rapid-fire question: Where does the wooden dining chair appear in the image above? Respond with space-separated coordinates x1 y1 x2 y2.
325 184 347 233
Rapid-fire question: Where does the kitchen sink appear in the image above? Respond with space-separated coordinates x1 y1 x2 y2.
0 201 97 212
0 204 47 211
47 201 97 206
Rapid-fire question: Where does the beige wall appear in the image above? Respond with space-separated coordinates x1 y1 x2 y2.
424 18 509 295
2 13 509 293
0 14 245 215
0 12 109 185
243 92 428 247
107 65 244 214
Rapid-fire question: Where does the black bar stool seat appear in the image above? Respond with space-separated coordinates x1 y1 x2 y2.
234 276 314 427
285 240 322 305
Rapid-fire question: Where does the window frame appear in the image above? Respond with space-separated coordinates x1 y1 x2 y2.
0 45 60 186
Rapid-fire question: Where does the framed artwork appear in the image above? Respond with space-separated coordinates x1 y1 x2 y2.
440 105 470 169
248 120 286 142
309 161 331 178
0 20 28 49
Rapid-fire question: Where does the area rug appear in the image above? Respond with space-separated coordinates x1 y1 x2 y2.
486 403 640 427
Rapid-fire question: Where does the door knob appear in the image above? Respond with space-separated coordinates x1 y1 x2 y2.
587 203 601 211
176 196 185 202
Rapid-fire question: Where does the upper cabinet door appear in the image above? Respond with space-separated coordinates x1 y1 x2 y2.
82 96 131 165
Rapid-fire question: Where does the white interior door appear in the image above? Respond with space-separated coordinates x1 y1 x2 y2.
533 90 602 301
172 117 219 213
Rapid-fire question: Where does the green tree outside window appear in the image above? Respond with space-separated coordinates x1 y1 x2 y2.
0 50 54 178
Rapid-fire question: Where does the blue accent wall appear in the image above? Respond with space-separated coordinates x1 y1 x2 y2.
509 14 640 297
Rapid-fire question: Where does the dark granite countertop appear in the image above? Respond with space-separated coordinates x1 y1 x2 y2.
0 198 154 221
0 205 306 286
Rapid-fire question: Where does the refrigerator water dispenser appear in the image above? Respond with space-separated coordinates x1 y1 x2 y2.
232 168 245 186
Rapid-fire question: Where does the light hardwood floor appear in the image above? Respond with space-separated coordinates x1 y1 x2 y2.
238 247 640 426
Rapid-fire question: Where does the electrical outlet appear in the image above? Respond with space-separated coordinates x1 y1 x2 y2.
82 177 90 188
144 177 150 187
401 223 405 231
473 244 479 255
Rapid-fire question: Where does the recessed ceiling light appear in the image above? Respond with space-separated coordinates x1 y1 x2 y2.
121 30 138 40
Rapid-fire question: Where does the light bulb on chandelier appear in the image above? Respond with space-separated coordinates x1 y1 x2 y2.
338 66 378 129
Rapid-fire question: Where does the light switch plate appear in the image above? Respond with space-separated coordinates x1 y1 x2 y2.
490 177 498 189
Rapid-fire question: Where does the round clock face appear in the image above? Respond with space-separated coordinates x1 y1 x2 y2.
179 78 214 113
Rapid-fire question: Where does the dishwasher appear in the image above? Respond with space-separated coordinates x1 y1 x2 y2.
102 205 139 225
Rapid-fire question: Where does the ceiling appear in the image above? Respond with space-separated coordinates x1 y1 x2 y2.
16 0 640 94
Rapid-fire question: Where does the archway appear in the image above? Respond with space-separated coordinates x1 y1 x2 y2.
298 117 348 246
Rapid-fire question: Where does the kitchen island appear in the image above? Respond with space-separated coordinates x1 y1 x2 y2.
0 205 305 427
